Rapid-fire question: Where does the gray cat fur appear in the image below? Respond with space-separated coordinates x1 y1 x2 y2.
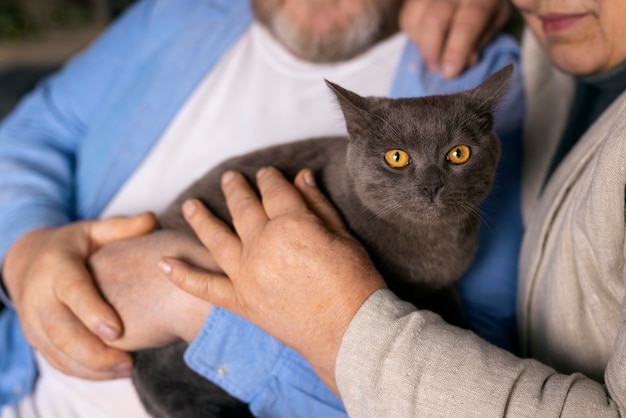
132 64 513 417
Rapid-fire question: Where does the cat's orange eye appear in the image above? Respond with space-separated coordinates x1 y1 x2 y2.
384 149 411 168
446 145 471 165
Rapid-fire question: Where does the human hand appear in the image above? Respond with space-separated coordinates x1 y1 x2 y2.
400 0 511 78
158 167 386 392
90 229 213 351
2 213 156 380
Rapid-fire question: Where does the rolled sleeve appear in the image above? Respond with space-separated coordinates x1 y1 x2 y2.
185 307 346 418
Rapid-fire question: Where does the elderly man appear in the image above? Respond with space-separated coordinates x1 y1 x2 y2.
0 0 521 416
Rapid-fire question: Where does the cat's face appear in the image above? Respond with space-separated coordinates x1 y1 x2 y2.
326 65 512 224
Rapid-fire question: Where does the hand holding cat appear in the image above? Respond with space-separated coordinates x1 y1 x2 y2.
400 0 511 78
2 213 156 380
159 167 387 393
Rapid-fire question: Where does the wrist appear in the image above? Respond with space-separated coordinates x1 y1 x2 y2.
298 282 382 395
91 230 214 350
169 288 212 343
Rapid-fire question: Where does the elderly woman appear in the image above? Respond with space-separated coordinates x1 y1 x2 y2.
161 0 626 415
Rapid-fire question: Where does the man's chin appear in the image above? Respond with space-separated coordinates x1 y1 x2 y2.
252 0 403 63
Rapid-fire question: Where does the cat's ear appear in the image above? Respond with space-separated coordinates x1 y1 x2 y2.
325 80 374 139
465 64 514 113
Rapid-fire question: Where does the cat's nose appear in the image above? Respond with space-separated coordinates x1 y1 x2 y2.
421 183 442 203
420 167 443 202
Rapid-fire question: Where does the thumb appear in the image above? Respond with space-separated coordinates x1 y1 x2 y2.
89 212 157 249
159 257 239 312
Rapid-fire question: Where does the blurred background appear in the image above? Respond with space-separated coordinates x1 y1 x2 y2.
0 1 523 121
0 0 133 119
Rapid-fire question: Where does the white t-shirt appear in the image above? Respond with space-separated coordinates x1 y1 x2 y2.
17 23 406 418
102 24 406 217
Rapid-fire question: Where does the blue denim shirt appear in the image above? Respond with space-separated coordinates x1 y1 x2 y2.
0 0 524 415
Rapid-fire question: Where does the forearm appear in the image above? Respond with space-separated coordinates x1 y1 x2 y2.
337 289 623 417
0 145 77 269
90 229 213 350
0 0 156 265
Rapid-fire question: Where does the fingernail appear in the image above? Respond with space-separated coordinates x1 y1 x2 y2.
158 259 172 275
256 167 269 180
441 64 457 79
222 171 235 185
304 170 316 187
183 200 197 218
98 323 120 341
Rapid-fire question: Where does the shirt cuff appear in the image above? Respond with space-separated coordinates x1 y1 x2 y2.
185 307 346 417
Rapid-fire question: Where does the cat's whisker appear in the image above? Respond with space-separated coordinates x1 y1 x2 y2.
137 68 512 413
350 200 405 228
458 201 492 232
348 198 419 233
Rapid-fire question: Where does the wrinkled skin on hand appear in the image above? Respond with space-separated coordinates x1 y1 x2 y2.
90 229 213 351
2 213 156 380
3 213 214 381
160 168 387 393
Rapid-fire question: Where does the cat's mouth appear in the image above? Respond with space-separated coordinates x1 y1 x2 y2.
403 198 473 224
396 203 447 223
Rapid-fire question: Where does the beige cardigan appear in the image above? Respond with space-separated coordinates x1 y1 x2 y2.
336 30 626 417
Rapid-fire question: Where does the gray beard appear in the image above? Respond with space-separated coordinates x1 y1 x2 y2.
253 1 402 63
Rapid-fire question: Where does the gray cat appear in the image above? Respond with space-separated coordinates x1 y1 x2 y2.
132 64 513 417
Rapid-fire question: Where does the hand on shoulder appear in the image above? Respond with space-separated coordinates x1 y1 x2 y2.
400 0 511 78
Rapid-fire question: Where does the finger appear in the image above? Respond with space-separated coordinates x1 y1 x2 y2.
293 169 348 234
398 0 428 48
182 199 242 274
256 166 310 219
401 0 455 72
88 212 157 250
438 3 489 78
440 1 511 78
219 171 269 240
159 257 239 313
38 304 133 380
54 258 124 342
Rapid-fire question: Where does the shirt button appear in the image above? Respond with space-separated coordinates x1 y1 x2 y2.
13 384 22 395
215 365 228 377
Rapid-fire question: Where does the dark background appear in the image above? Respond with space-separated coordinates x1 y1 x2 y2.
0 0 134 119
